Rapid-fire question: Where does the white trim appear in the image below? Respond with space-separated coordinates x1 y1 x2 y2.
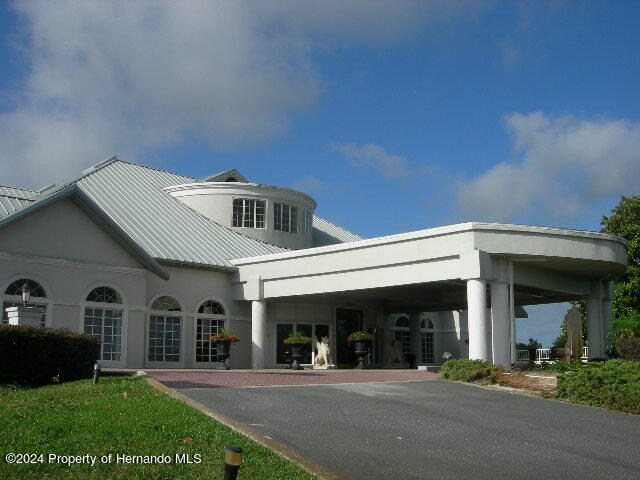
0 251 147 276
147 292 185 315
193 296 230 317
229 222 627 265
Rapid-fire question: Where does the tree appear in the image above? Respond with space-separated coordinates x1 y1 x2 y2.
516 338 542 360
600 195 640 321
600 195 640 344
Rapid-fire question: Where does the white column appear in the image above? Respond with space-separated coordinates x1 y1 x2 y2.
491 281 511 369
601 281 614 358
467 279 489 361
251 300 267 369
587 288 604 359
5 306 42 327
510 316 517 363
409 313 421 365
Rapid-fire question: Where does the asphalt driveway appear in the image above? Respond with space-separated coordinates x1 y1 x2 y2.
176 378 640 480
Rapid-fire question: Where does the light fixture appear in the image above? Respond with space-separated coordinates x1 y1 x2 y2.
224 446 243 480
20 281 31 307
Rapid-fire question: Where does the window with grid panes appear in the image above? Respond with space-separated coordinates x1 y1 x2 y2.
232 198 265 228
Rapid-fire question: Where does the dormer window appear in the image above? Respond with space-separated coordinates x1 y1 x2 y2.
233 198 265 228
274 202 297 233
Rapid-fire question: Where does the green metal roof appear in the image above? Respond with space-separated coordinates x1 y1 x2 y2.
0 158 362 270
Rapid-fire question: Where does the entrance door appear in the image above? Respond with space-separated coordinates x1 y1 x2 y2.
336 308 363 367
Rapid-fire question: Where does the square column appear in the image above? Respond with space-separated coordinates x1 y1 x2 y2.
5 306 42 327
251 300 267 369
467 279 489 361
490 281 511 369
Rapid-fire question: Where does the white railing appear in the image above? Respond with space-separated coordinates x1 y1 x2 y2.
582 346 589 359
536 348 551 362
516 349 530 361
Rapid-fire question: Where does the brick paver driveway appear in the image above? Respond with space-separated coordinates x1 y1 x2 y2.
146 369 437 389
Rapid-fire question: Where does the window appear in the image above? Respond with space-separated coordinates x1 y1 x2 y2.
148 316 181 362
2 279 47 326
421 318 434 329
151 296 181 312
274 202 298 233
86 287 121 304
395 316 409 328
84 286 123 362
195 300 227 363
232 198 265 228
5 279 47 298
302 211 313 236
84 307 123 361
198 300 225 315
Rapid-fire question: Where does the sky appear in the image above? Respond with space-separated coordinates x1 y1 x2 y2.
1 1 638 347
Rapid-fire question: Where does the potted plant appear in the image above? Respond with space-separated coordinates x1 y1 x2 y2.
347 331 374 369
282 331 312 370
210 328 240 370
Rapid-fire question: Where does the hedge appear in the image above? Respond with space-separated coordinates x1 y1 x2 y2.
440 358 503 384
0 325 101 385
556 359 640 414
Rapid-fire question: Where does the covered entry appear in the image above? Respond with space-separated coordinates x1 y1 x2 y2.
229 222 627 370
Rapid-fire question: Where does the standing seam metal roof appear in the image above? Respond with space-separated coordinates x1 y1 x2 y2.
0 159 363 268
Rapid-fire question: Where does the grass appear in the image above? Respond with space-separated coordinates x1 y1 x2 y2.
0 376 317 480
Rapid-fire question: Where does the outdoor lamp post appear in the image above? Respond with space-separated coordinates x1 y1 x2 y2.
223 446 243 480
20 281 31 307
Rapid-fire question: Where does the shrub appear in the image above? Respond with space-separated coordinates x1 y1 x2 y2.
534 360 587 372
0 325 100 386
440 358 502 384
613 329 640 361
556 359 640 414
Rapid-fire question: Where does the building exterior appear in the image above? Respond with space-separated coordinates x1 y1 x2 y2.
0 158 627 370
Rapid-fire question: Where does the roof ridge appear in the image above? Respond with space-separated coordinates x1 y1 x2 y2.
0 185 38 193
114 158 196 180
36 156 120 197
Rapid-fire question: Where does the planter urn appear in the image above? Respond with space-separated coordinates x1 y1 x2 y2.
352 339 371 369
214 338 231 370
290 343 306 370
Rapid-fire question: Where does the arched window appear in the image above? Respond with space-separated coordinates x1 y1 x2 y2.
151 296 181 312
195 300 226 364
148 295 182 363
5 279 47 298
198 300 225 315
84 286 123 363
395 316 409 328
2 278 48 326
86 286 121 304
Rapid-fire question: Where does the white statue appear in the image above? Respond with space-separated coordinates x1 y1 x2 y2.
388 339 404 364
314 336 335 367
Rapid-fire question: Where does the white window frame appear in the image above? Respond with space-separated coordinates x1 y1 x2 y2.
232 198 266 229
193 298 229 368
145 294 185 367
274 202 298 234
302 211 313 236
79 283 128 368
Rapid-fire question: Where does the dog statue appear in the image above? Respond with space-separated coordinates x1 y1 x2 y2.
388 339 405 364
314 336 334 367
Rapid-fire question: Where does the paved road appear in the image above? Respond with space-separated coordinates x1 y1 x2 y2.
177 379 640 480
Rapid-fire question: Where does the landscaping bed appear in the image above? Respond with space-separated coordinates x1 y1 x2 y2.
0 376 316 479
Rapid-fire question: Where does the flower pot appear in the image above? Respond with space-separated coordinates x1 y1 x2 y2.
351 338 371 369
214 338 231 370
290 343 306 370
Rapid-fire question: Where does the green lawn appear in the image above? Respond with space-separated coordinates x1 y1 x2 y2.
0 376 317 480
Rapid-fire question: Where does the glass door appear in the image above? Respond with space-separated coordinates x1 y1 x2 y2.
335 308 363 368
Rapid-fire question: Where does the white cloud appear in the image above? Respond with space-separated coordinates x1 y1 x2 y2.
0 0 489 188
291 175 326 194
333 143 409 179
455 112 640 223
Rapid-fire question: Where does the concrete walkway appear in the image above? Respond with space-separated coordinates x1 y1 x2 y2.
156 375 640 480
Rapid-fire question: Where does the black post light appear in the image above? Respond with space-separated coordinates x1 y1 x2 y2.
223 446 243 480
20 281 31 308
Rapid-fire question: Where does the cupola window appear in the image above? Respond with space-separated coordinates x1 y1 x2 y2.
232 198 265 228
274 202 298 233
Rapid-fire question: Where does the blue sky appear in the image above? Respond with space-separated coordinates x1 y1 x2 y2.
1 1 638 347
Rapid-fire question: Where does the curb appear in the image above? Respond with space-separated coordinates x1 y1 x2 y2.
138 371 343 480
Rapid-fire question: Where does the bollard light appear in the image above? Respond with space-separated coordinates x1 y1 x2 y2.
223 446 243 480
93 362 101 384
